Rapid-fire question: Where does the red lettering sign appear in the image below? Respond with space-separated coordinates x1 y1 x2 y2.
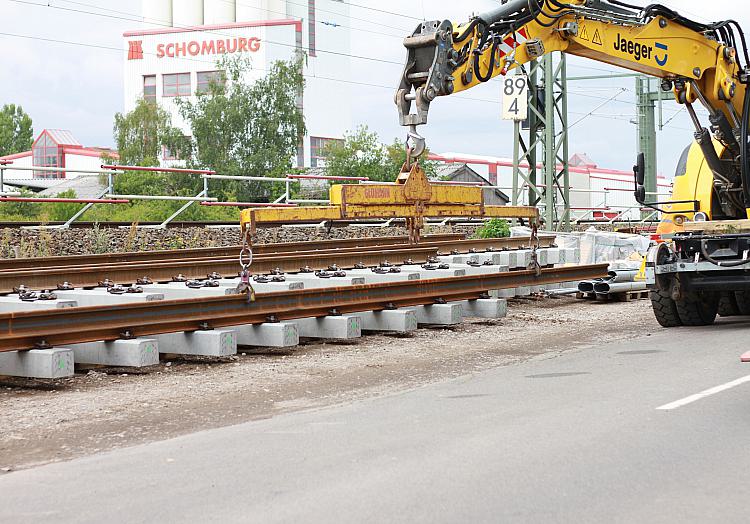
364 188 392 199
128 40 144 60
149 37 262 59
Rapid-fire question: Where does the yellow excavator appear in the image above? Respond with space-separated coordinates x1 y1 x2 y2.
395 0 750 329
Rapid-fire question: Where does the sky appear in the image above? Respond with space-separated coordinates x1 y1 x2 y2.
1 0 749 177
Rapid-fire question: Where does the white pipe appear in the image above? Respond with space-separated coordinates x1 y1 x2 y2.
106 194 218 202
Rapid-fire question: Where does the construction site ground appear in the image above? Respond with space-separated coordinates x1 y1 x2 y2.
0 297 655 472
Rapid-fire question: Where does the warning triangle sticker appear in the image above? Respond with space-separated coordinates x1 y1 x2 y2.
592 29 603 46
580 25 589 41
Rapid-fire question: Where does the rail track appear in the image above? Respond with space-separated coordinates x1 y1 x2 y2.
0 265 607 352
0 233 601 380
0 235 555 292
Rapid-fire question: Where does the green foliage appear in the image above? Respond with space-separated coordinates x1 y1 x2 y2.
0 104 33 157
113 98 188 168
474 219 511 239
323 126 438 183
178 55 306 203
0 57 305 225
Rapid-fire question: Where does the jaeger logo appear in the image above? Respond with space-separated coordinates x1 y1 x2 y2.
128 40 144 60
613 33 668 66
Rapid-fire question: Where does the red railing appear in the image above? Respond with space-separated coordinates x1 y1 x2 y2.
0 197 130 204
101 165 217 175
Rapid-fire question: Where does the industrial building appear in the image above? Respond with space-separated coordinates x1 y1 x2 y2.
0 129 117 183
123 0 352 167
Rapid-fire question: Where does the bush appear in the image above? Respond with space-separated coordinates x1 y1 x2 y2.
474 219 511 239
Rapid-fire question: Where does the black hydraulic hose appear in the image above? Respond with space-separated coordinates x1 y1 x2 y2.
474 39 501 83
700 240 750 267
742 81 750 207
454 18 482 44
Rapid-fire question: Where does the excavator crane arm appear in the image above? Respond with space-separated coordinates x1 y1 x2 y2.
396 0 750 216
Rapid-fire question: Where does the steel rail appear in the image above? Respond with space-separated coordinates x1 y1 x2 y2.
0 264 609 352
0 235 462 271
0 247 442 293
0 235 553 271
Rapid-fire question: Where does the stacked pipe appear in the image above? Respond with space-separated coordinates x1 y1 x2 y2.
577 268 647 297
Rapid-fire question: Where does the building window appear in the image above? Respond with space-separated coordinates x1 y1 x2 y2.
33 134 64 179
310 136 342 168
163 73 191 97
143 75 156 102
197 71 225 95
308 0 317 57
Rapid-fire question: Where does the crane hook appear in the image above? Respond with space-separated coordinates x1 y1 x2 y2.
406 125 427 169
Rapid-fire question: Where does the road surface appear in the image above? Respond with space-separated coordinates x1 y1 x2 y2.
2 318 750 523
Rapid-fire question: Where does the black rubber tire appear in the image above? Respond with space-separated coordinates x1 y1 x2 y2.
735 291 750 315
718 291 741 317
676 292 719 326
650 290 682 328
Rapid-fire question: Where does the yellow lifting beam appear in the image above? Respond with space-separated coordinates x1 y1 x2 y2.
241 163 539 243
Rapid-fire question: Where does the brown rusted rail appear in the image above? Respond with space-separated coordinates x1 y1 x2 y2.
0 235 463 270
0 264 608 351
0 234 555 271
0 247 442 294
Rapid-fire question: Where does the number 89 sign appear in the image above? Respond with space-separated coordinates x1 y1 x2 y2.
502 74 529 121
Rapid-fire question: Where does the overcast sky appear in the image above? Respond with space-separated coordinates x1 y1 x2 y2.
1 0 749 176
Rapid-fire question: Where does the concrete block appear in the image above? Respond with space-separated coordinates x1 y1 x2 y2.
0 297 78 312
141 281 303 299
460 298 508 319
69 338 159 367
284 276 365 289
359 309 418 333
292 315 362 339
515 286 532 297
235 322 299 347
489 288 517 299
154 329 237 357
401 265 466 279
408 303 463 325
514 250 532 269
56 289 163 307
450 264 510 276
0 348 74 379
348 269 420 284
560 248 580 264
545 248 561 265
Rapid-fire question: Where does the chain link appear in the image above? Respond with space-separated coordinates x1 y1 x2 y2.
527 222 542 276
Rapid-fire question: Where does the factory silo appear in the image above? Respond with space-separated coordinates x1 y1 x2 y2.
142 0 173 27
204 0 236 24
236 0 267 22
266 0 287 18
172 0 204 27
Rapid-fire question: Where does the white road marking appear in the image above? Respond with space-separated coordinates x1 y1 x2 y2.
657 374 750 411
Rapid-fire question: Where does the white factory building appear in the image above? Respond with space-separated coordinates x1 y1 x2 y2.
123 0 352 167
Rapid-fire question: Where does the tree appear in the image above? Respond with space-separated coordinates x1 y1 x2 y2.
113 98 187 168
178 55 306 202
323 126 438 183
0 104 33 156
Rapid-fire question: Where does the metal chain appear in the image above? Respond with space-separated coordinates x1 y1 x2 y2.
235 228 256 302
528 222 542 276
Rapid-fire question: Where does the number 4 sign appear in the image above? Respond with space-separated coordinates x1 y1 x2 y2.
502 74 529 121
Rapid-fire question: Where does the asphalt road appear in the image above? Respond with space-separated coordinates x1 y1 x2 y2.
3 318 750 523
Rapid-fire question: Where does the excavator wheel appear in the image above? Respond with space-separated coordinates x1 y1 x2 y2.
718 291 741 317
650 290 682 328
734 291 750 315
675 291 719 326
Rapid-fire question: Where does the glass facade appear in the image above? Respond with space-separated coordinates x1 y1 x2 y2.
33 133 64 179
143 75 157 102
310 137 343 168
163 73 191 97
197 71 225 94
